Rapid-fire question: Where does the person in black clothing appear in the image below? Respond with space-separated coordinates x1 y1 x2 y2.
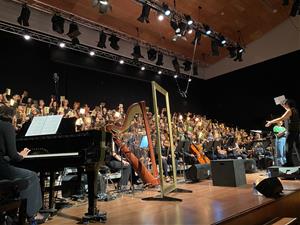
266 99 300 166
0 106 43 225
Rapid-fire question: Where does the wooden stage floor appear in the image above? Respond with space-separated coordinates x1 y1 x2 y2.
45 172 300 225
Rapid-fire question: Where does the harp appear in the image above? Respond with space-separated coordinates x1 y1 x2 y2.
106 101 159 186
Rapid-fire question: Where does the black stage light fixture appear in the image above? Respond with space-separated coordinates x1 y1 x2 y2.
67 22 81 39
234 46 244 62
178 21 188 36
17 4 31 27
131 44 144 60
184 15 193 25
137 3 151 23
109 34 120 50
147 48 157 61
227 46 237 58
219 35 227 46
203 24 212 35
72 37 80 45
211 39 219 56
51 14 65 34
156 52 164 66
97 30 107 48
290 0 300 16
172 57 180 74
170 20 180 34
162 3 171 16
183 60 192 71
98 0 112 14
192 29 201 45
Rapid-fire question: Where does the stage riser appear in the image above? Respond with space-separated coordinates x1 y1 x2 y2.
215 190 300 225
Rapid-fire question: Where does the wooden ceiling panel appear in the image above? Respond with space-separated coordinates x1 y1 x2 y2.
31 0 292 65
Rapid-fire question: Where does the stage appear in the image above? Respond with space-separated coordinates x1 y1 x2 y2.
46 172 300 225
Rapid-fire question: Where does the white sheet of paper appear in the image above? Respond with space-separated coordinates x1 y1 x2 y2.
25 115 63 136
274 95 286 105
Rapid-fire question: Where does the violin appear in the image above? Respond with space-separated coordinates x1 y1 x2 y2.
190 143 210 164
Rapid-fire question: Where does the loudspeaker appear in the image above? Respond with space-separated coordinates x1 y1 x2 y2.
211 159 246 187
244 159 257 173
185 164 210 182
255 177 283 198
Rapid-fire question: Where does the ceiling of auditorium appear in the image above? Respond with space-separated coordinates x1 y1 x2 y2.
25 0 291 66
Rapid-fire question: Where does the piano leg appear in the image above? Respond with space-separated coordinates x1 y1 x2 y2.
82 164 107 223
49 172 55 210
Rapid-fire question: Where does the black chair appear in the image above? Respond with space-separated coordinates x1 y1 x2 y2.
0 179 28 225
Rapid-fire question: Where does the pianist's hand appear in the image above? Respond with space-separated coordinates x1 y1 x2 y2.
19 148 31 158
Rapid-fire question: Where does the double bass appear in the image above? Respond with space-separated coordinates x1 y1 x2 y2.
190 142 210 164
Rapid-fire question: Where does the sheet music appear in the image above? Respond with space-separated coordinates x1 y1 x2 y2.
274 95 286 105
25 115 63 136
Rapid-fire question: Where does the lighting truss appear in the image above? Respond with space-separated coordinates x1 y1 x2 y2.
0 20 186 79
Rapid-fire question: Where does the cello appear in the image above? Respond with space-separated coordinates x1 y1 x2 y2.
190 142 210 164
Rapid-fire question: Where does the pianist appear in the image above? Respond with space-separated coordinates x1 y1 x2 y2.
0 106 43 225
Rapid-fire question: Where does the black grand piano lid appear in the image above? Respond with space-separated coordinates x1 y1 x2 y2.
17 117 76 137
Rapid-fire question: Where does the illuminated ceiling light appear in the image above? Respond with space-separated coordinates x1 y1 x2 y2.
137 3 151 23
89 50 95 56
141 66 145 71
204 24 212 35
51 13 65 34
227 46 237 58
59 42 65 48
185 15 193 25
109 34 120 50
188 78 192 82
156 52 164 66
162 3 171 16
174 74 178 78
158 70 162 75
99 0 108 5
158 13 164 21
119 59 124 64
23 34 31 40
17 4 30 27
97 30 107 48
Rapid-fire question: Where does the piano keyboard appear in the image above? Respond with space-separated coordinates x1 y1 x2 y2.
25 152 79 158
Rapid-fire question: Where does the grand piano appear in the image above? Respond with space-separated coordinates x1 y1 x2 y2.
15 118 111 222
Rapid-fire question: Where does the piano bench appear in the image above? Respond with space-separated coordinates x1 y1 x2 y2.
0 179 28 225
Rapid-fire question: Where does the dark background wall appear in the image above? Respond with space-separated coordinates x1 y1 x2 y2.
0 31 299 130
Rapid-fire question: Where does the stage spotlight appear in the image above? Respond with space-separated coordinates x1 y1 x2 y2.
99 1 112 14
203 24 212 35
59 42 65 48
170 20 180 34
158 70 162 75
109 34 120 50
99 0 108 4
192 29 201 45
141 66 145 71
156 52 164 66
67 22 81 39
131 44 144 60
89 50 95 56
227 46 237 58
119 59 124 64
178 21 188 36
172 57 180 74
290 0 300 16
71 37 80 45
147 48 157 61
51 13 65 34
23 34 31 40
219 35 227 45
137 3 151 23
187 27 193 34
188 78 192 82
17 4 30 27
162 3 171 16
211 39 219 56
234 46 243 62
97 30 107 48
183 60 192 71
158 13 164 21
185 15 193 25
174 74 178 78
